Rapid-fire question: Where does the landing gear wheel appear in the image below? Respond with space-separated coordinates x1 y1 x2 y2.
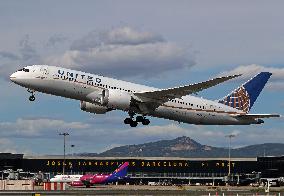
130 120 138 127
29 95 35 102
142 119 150 125
124 118 132 124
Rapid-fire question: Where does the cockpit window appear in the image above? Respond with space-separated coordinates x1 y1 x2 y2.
18 68 29 72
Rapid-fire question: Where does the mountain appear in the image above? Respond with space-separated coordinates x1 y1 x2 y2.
78 136 284 158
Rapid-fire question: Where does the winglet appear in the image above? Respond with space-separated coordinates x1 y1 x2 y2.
219 72 272 113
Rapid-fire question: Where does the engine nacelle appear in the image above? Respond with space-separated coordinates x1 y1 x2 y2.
80 101 111 114
86 89 109 106
85 89 132 111
106 89 132 111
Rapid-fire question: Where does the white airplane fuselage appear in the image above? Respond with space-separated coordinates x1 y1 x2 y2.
10 65 260 125
50 174 83 183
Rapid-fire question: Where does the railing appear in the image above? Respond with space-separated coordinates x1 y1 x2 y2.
128 172 229 178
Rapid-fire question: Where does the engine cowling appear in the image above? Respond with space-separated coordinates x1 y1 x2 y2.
80 101 111 114
86 89 107 105
86 89 132 111
105 89 132 111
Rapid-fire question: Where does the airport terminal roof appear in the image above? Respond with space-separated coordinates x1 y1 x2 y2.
23 155 257 161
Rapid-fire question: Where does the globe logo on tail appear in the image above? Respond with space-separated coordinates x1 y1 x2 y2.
219 86 250 113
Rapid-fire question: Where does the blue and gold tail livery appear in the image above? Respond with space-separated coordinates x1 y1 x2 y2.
218 72 272 113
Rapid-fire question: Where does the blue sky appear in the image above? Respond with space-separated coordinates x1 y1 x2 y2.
0 0 283 155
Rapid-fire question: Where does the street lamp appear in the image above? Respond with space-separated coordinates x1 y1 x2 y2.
59 132 69 175
225 134 236 177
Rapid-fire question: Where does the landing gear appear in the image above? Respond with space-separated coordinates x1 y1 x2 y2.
136 116 150 125
124 113 150 127
142 119 150 125
124 118 132 124
136 116 144 122
27 89 36 102
124 118 138 127
130 120 138 127
29 95 35 101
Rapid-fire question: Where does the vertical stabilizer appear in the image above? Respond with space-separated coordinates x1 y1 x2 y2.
218 72 272 113
109 162 129 179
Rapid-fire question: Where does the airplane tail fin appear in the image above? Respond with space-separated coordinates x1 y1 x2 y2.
218 72 272 113
110 162 129 178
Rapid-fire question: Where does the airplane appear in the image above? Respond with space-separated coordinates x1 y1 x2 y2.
10 65 280 127
70 162 129 187
49 174 83 183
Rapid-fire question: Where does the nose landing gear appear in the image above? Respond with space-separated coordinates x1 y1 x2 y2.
124 113 150 127
27 89 36 102
29 95 35 101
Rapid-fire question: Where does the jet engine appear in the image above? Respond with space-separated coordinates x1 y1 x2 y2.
105 89 132 111
86 89 132 111
80 101 112 114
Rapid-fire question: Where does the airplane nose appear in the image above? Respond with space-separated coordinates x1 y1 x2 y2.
10 72 17 82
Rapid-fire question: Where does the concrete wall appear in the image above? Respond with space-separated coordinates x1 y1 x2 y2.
0 180 34 190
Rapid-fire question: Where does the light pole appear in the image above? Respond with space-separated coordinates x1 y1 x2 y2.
59 132 69 175
225 134 235 177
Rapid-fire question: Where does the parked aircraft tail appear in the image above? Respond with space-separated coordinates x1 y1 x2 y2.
218 72 272 113
110 162 129 178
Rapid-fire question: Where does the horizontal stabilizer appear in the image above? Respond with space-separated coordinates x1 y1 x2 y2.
235 114 280 119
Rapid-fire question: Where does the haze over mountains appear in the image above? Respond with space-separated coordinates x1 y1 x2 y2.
78 136 284 158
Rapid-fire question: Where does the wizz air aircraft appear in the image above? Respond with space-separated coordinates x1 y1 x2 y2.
70 162 129 187
49 174 83 183
10 65 279 127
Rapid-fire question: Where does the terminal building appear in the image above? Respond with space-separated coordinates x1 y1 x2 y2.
0 153 283 184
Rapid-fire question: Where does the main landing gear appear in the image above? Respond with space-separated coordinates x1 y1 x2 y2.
27 89 36 102
124 113 150 127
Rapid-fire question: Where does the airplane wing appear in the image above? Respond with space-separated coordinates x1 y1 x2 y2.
235 114 280 118
134 74 241 102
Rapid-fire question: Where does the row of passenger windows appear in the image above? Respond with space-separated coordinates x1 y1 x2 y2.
171 100 222 110
95 83 136 93
170 99 215 110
